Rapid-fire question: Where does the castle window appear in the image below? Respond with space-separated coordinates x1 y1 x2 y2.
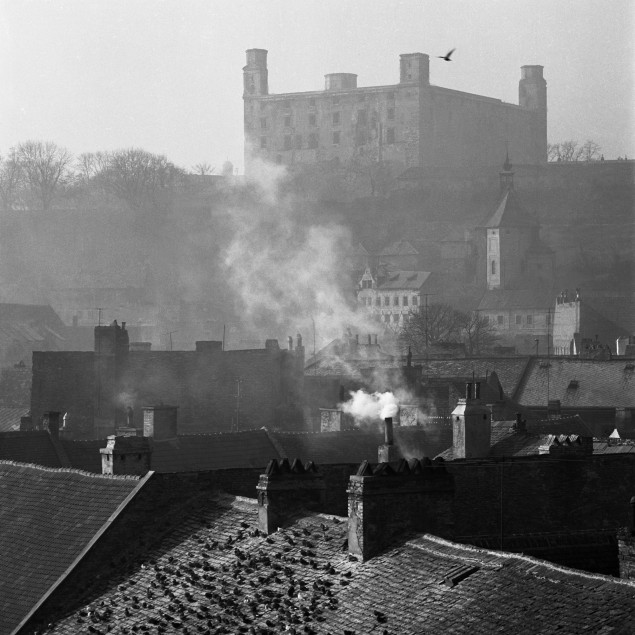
491 260 496 275
295 134 302 150
526 315 533 325
386 128 395 144
497 315 504 325
308 133 318 149
332 131 340 145
332 112 341 126
515 315 521 325
284 115 292 128
403 296 408 306
387 107 395 120
393 296 399 306
284 135 292 150
309 113 317 126
260 137 267 149
357 110 368 125
260 118 267 130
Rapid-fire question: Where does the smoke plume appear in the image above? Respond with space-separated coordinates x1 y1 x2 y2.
340 389 399 422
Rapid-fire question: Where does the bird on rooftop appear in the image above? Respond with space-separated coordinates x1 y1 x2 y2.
438 48 456 61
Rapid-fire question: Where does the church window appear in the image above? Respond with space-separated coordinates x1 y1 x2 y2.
491 260 497 275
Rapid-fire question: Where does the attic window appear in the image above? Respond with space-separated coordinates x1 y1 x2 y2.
568 380 579 389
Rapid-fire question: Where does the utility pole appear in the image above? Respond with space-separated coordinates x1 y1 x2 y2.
234 377 243 432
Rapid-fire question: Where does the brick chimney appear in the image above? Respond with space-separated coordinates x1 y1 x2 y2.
347 457 454 560
451 382 492 459
100 435 152 475
378 417 401 462
143 405 178 441
256 458 325 534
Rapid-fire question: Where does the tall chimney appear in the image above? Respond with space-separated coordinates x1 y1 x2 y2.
451 384 492 459
378 417 400 463
43 411 61 439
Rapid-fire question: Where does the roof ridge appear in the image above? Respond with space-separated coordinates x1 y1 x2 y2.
0 460 142 480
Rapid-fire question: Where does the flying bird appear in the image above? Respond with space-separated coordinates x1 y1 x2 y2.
438 48 456 61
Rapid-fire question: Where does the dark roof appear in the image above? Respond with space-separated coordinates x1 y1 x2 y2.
377 270 431 290
514 358 635 407
437 416 592 460
477 288 555 311
0 430 69 467
0 303 66 343
0 461 146 635
593 440 635 454
42 495 635 635
0 406 27 432
481 189 538 228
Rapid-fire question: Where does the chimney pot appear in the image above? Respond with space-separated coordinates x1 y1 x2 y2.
384 417 394 445
465 382 473 400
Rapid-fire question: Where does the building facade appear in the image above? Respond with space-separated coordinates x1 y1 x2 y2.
243 49 547 176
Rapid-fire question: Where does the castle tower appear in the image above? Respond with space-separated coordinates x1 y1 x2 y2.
243 48 269 97
399 53 430 85
519 65 547 163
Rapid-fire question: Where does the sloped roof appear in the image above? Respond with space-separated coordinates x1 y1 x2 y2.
0 462 147 635
377 270 431 290
481 189 538 228
0 430 68 467
594 440 635 454
437 416 592 460
0 303 66 343
0 406 27 432
40 495 635 635
514 358 635 407
478 288 555 311
379 239 419 256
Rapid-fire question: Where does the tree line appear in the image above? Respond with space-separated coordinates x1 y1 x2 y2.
397 302 499 356
547 139 602 162
0 141 214 213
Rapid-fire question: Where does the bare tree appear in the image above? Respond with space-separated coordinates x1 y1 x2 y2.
192 162 214 176
0 150 25 211
398 303 464 354
96 148 185 212
459 311 500 355
580 139 602 162
547 143 560 162
16 141 73 211
76 152 109 183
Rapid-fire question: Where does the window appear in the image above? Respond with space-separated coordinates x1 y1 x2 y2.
308 133 318 149
284 115 292 128
491 260 497 275
412 296 418 306
515 315 522 325
260 137 267 149
497 315 504 325
284 135 292 150
357 110 368 125
260 118 267 130
295 134 302 149
403 296 408 306
526 315 533 325
309 113 317 126
386 128 395 144
332 112 341 126
375 297 381 307
384 296 390 306
332 131 340 145
393 296 399 306
387 107 395 120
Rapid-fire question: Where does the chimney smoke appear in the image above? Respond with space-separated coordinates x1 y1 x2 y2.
384 417 394 445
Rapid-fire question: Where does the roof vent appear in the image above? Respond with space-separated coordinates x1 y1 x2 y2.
568 380 579 389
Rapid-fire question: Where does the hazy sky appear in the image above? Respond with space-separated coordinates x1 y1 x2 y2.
1 0 633 172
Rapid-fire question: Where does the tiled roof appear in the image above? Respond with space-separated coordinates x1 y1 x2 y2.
594 440 635 454
0 406 27 432
514 358 635 407
477 288 555 311
0 430 66 467
437 417 592 460
40 495 635 635
0 461 146 635
377 270 431 290
481 189 538 228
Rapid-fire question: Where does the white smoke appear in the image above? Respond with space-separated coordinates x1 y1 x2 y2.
340 389 399 422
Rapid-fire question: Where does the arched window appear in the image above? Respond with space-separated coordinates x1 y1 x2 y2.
491 260 497 275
